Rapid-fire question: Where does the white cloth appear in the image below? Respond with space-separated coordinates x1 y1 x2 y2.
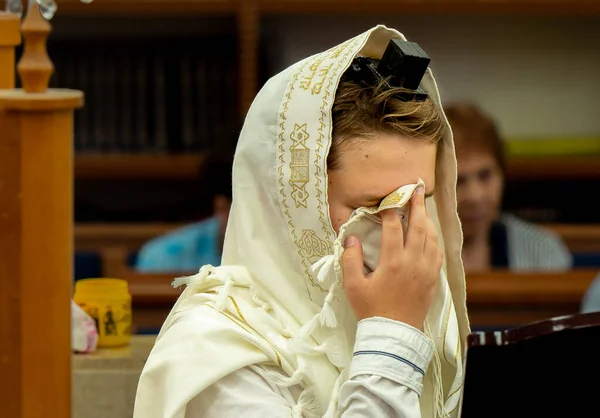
186 317 434 418
134 25 470 418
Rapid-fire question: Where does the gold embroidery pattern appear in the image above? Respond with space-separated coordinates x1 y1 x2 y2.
289 123 311 208
278 34 370 294
298 229 331 264
314 37 359 242
278 61 321 292
379 191 406 209
300 56 327 95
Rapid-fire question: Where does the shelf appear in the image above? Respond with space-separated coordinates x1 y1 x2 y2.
506 156 600 181
75 153 600 181
258 0 600 15
25 0 237 16
3 0 599 16
75 153 204 180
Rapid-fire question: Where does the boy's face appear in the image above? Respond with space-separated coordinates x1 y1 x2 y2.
327 134 437 234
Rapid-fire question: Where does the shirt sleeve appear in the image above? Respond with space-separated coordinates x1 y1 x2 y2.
185 317 433 417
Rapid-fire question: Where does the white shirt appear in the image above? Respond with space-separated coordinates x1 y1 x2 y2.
186 317 434 417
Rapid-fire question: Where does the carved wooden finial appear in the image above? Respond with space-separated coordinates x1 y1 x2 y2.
17 1 54 93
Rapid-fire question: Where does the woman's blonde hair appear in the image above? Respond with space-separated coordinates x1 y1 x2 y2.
329 79 446 169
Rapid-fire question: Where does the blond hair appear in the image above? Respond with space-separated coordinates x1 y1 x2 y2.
329 79 446 169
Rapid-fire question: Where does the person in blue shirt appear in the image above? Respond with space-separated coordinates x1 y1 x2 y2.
135 156 232 273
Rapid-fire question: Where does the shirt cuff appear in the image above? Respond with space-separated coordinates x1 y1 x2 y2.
350 316 434 395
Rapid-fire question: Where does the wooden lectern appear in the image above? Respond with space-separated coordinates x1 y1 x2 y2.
0 3 83 417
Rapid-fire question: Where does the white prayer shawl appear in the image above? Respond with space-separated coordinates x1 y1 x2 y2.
134 25 470 418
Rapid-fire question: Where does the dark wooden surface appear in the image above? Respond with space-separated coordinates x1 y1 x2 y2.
118 268 600 331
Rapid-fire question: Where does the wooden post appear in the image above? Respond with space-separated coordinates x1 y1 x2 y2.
0 12 21 88
0 2 83 417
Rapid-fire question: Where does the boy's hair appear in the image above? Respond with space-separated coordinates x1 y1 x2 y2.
443 103 506 173
328 79 446 169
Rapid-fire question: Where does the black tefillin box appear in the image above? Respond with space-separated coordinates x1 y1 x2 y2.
342 39 431 102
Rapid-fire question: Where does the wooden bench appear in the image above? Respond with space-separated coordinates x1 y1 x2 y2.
466 269 598 327
117 268 600 333
74 222 600 277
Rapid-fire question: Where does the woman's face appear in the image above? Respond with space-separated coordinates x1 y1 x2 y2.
327 134 437 234
455 148 504 241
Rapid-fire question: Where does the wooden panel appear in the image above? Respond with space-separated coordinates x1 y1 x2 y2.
117 269 600 331
467 269 597 327
73 154 600 181
3 0 599 16
506 156 600 180
75 153 204 180
467 269 596 305
543 224 600 253
0 0 237 15
257 0 600 15
75 223 184 252
0 13 20 89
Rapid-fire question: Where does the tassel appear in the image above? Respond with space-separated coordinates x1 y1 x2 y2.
319 282 339 327
172 264 214 288
262 364 304 388
310 254 336 284
288 335 349 368
214 279 233 311
292 386 322 418
288 337 320 356
298 315 320 339
291 405 303 418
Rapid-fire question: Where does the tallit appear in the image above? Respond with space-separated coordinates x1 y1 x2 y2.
134 25 470 418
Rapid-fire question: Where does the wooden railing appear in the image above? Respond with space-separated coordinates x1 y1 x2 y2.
118 268 600 332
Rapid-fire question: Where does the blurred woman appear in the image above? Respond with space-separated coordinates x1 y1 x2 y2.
445 103 572 273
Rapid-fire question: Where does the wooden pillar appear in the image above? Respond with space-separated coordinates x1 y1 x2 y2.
0 3 83 418
0 12 21 88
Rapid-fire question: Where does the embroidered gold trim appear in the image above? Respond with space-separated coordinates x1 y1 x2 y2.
298 229 331 264
445 384 463 414
442 299 461 365
289 123 311 208
379 191 406 208
277 36 361 294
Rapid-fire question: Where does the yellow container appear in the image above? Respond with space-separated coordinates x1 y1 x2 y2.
73 278 132 348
